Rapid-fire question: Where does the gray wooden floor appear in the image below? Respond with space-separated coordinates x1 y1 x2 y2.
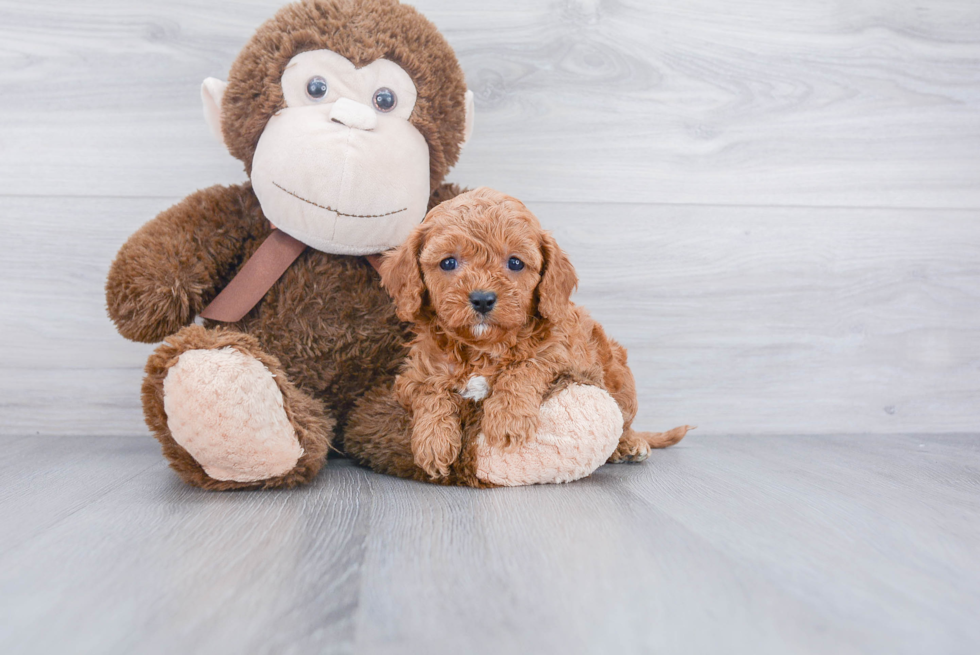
2 1 980 653
1 434 978 654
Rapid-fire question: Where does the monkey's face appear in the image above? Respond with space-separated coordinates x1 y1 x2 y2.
249 50 431 255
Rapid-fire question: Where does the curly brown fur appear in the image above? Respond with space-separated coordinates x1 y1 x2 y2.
608 425 690 463
428 183 467 212
106 0 471 489
345 383 498 488
105 184 267 344
380 188 689 479
142 325 334 490
108 182 415 439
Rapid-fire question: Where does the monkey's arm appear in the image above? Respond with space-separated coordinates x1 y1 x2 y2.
106 183 267 343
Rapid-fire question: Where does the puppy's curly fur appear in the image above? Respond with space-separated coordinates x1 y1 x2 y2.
380 187 688 479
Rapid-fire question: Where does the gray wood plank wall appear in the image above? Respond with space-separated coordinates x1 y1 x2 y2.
1 0 979 436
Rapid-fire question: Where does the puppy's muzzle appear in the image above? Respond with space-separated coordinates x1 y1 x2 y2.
469 290 497 315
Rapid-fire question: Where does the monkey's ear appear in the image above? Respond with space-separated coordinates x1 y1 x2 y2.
379 226 428 323
461 89 475 148
201 77 229 147
537 231 578 322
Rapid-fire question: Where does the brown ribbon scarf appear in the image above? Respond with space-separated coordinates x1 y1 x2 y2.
200 229 384 323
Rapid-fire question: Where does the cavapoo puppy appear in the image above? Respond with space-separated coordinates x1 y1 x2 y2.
380 187 689 479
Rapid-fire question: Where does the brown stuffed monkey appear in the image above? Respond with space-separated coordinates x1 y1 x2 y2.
106 0 630 490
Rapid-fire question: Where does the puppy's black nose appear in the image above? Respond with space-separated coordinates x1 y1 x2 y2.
469 290 497 314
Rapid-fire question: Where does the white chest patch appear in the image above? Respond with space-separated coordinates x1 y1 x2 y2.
461 375 490 402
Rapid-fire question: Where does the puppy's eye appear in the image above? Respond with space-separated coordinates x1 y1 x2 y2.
440 257 458 271
507 257 525 271
306 76 328 100
373 87 397 112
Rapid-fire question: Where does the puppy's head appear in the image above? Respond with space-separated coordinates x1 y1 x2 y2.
380 187 578 344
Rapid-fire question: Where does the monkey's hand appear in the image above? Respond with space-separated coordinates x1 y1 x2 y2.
106 185 262 343
106 253 206 343
480 390 541 451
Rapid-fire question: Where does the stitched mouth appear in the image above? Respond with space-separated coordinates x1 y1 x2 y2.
273 181 407 218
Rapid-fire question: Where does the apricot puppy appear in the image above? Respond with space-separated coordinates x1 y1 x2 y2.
380 187 689 479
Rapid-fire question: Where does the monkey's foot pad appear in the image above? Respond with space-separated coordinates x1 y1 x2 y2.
474 384 623 486
163 347 304 482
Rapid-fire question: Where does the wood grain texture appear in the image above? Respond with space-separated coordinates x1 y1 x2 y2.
0 434 977 654
0 437 371 654
1 4 978 653
2 1 977 433
0 0 978 206
3 196 978 436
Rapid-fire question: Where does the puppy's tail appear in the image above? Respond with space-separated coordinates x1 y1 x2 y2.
637 425 695 449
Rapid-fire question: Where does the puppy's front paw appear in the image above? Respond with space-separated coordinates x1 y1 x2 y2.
481 396 540 450
411 421 462 479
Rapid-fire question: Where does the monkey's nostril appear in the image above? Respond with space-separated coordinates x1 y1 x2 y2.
328 98 378 131
469 290 497 314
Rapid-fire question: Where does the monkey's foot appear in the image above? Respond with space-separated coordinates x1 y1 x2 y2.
163 347 304 482
473 384 622 486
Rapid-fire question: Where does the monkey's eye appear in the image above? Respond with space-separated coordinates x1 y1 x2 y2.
440 257 458 271
306 76 328 100
508 257 525 271
373 87 397 112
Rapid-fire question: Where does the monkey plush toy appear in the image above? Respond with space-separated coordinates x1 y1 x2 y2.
106 0 633 490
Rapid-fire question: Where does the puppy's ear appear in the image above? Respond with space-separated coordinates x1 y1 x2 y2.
380 225 428 322
537 231 578 321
